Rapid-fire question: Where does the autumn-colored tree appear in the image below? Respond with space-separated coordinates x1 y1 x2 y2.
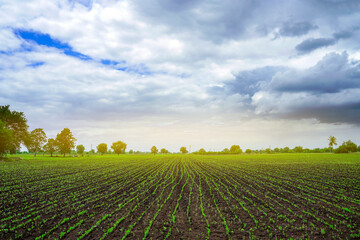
97 143 107 155
151 146 158 154
111 141 127 155
76 145 85 156
43 138 56 157
55 128 76 157
24 128 47 159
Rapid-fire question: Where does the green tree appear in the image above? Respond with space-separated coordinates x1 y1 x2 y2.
198 148 206 154
180 146 188 154
0 120 13 158
55 128 76 157
283 147 290 153
76 145 85 156
265 148 272 154
43 138 56 157
222 148 230 154
293 146 303 153
245 149 251 154
230 145 242 154
274 148 280 153
111 141 127 155
129 149 134 154
97 143 107 155
160 148 168 154
151 146 158 154
0 105 28 153
335 140 357 153
328 136 337 152
24 128 47 159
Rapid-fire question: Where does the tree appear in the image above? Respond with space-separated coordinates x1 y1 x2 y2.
274 148 280 153
328 136 337 152
76 145 85 156
245 149 251 154
89 149 95 154
0 120 13 158
151 146 158 154
111 141 127 155
160 148 169 154
265 148 272 154
335 140 357 153
55 128 76 157
24 128 47 159
222 148 230 154
198 148 206 154
180 146 188 154
43 138 56 157
97 143 107 155
0 105 28 153
358 145 360 152
129 149 134 154
230 145 242 154
293 146 303 153
283 147 290 153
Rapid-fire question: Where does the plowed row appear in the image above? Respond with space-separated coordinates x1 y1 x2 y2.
1 153 360 239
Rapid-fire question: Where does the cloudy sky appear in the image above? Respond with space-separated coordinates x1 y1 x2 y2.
1 0 360 152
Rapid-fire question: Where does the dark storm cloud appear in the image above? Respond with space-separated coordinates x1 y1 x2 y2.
295 38 336 54
279 21 318 37
295 28 357 54
215 51 360 125
261 52 360 125
270 52 360 93
284 102 360 126
225 66 287 96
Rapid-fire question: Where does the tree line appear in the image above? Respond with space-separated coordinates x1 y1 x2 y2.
1 105 359 158
192 137 359 155
0 105 128 158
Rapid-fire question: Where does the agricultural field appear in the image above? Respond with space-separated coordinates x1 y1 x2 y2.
1 153 360 239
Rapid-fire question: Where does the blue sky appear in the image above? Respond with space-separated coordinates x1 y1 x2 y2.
0 0 360 152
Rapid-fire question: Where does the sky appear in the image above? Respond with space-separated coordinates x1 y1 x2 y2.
1 0 360 152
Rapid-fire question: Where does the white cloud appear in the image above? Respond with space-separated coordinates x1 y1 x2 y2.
1 0 360 149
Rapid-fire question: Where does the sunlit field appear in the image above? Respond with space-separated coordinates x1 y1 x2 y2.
1 153 360 239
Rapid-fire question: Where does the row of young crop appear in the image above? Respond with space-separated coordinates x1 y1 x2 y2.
1 154 360 239
189 155 360 239
1 156 172 239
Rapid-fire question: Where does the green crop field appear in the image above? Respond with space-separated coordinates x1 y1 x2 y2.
1 153 360 239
